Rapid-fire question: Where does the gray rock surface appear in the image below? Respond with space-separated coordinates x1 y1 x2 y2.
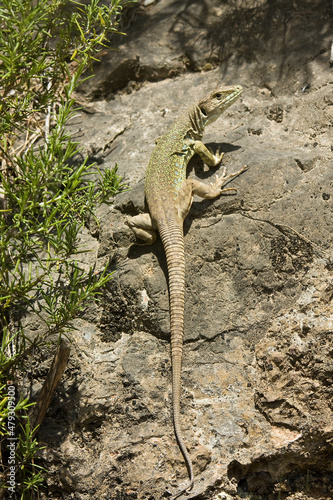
33 0 333 499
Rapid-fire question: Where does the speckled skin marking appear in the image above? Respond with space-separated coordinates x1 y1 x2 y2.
127 85 248 496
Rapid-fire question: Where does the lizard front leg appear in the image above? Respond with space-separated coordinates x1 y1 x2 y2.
126 213 157 244
193 140 224 167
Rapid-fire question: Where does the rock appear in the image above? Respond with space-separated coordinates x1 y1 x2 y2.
32 0 333 499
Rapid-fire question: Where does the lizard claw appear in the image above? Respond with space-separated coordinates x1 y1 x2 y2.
207 145 224 166
209 164 249 195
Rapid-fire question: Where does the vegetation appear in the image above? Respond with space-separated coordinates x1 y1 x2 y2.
0 0 129 496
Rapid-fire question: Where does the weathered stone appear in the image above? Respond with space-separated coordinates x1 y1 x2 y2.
31 0 333 499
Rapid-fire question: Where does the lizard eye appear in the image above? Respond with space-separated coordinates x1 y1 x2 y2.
214 93 222 99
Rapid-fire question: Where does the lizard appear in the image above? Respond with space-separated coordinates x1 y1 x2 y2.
127 84 248 495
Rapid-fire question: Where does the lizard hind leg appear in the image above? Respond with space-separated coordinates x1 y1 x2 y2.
126 213 157 245
189 164 248 200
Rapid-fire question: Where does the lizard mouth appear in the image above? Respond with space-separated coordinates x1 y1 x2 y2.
199 85 243 124
221 88 243 107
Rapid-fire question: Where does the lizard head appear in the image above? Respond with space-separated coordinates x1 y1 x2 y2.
198 85 243 125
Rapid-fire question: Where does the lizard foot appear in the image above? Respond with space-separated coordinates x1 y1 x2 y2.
125 215 157 245
207 145 224 166
210 164 249 195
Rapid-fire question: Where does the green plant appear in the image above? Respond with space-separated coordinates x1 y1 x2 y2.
0 0 131 496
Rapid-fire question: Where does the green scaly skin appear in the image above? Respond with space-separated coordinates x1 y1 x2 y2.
128 85 248 496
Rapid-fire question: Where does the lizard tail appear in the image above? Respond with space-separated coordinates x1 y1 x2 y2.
159 222 194 494
172 356 194 496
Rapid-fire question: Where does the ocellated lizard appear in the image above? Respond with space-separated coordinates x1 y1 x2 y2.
127 85 248 495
